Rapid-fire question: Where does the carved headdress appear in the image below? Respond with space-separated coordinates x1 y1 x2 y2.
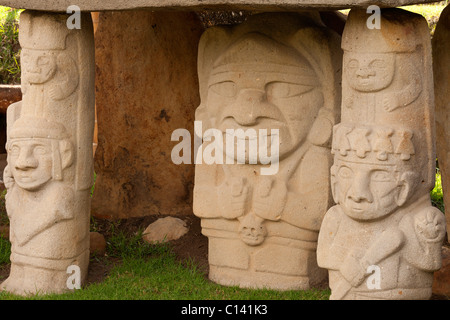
8 116 74 181
19 11 71 50
196 12 342 148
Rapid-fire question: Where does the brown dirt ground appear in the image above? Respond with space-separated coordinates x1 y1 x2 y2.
86 213 210 286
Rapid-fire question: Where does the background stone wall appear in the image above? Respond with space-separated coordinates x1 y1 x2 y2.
92 11 204 219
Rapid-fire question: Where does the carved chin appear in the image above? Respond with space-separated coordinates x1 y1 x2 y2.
240 233 266 246
15 176 51 191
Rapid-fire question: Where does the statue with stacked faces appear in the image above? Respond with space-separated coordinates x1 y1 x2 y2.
317 8 446 300
0 11 95 295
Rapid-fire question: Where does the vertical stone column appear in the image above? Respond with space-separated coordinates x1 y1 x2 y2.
193 12 342 290
434 5 450 235
91 11 203 219
317 8 446 300
1 10 95 295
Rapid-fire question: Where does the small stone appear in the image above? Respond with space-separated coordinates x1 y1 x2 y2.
142 217 189 244
90 232 106 256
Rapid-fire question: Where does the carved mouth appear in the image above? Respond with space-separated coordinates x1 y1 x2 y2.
241 234 264 246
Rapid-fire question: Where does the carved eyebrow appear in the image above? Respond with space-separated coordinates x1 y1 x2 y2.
209 67 320 87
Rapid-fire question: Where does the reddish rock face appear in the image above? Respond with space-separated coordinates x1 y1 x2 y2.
432 246 450 297
92 11 204 219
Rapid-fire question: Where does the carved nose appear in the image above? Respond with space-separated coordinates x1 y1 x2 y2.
347 174 373 203
15 150 38 170
228 89 272 126
356 68 376 78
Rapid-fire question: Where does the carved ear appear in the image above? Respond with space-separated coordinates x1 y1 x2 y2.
52 53 79 100
59 140 74 170
330 164 339 204
307 107 334 147
396 171 418 207
291 27 342 147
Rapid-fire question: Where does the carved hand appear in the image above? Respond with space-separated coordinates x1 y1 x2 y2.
415 207 446 242
3 165 14 190
253 176 287 221
340 250 367 288
217 176 249 219
382 95 398 112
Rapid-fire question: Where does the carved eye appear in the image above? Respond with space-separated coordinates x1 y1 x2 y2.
34 145 49 155
338 166 353 179
348 59 359 69
9 144 20 156
266 82 314 99
209 81 237 98
37 56 51 66
371 170 392 182
369 59 385 69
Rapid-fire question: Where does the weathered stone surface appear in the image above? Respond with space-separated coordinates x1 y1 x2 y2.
0 11 95 295
317 8 446 300
142 217 189 243
91 11 204 219
193 12 342 290
432 246 450 297
434 5 450 235
90 232 106 256
0 0 439 12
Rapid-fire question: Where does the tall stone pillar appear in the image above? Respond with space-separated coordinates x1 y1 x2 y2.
1 11 95 295
193 12 342 290
91 11 204 219
434 5 450 235
317 8 446 300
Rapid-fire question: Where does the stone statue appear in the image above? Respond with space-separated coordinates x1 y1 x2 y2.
0 10 95 295
193 12 342 290
317 8 446 300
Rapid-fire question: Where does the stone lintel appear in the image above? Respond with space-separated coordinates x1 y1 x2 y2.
0 0 441 12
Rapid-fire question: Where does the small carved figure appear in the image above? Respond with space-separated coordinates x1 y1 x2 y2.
0 116 87 295
342 10 423 121
19 13 79 118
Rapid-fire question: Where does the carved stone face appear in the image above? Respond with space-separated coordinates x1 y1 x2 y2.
8 138 54 191
332 159 411 220
21 49 58 84
208 62 322 162
344 52 395 92
238 214 267 246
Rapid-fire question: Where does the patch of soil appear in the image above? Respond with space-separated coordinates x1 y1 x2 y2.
87 214 209 284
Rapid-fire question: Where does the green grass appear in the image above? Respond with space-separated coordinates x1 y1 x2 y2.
0 218 330 300
0 243 330 300
0 237 10 265
400 2 447 35
431 168 445 213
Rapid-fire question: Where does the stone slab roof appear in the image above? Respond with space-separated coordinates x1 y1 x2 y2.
0 0 441 12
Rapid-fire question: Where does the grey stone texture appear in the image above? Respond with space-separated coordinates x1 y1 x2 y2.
0 0 440 11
